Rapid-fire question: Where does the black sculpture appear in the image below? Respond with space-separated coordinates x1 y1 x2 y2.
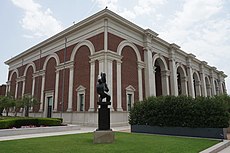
96 72 111 131
97 72 111 103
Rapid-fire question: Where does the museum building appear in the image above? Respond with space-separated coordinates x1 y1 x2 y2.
5 9 227 125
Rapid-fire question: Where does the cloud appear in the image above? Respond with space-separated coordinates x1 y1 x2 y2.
159 0 230 91
92 0 118 11
93 0 166 20
11 0 63 38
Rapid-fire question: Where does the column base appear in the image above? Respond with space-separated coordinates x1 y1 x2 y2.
88 108 95 112
116 108 123 111
67 108 72 112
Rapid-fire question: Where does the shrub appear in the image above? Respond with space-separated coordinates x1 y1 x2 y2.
0 118 62 129
129 95 230 128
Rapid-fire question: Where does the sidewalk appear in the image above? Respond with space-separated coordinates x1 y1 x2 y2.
0 125 130 142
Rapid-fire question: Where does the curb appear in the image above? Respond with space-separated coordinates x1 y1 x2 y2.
0 124 81 137
200 140 230 153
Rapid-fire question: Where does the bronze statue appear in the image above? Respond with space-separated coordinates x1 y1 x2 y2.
96 72 111 103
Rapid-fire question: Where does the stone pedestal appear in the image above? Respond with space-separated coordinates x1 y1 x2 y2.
93 101 114 143
93 130 114 144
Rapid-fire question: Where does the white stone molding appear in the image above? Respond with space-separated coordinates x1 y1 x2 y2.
116 60 123 111
42 53 60 70
152 54 170 96
39 73 45 112
9 69 19 82
76 85 86 112
107 59 114 111
15 81 18 99
117 40 141 62
54 69 59 112
161 70 170 95
205 77 211 96
126 85 135 111
137 62 145 101
144 48 155 97
70 40 95 62
23 62 36 77
67 65 74 112
89 60 95 111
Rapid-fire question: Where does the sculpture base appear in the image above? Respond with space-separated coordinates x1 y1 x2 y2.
93 130 114 144
97 102 111 130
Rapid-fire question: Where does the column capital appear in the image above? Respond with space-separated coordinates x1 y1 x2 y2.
16 76 26 83
161 70 170 77
137 61 145 69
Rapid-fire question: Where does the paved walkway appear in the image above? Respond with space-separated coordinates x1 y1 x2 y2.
0 125 130 141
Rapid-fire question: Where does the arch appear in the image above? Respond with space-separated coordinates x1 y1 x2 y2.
152 54 169 71
23 62 36 76
43 53 60 70
70 40 95 62
9 69 19 81
205 76 211 96
193 71 201 97
214 80 219 95
153 54 169 96
117 40 141 62
177 65 187 95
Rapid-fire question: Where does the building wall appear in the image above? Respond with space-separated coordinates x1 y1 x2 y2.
5 11 227 125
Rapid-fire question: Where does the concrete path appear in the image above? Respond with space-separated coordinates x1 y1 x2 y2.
0 125 130 141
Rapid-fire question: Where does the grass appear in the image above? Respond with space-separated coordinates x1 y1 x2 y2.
0 132 218 153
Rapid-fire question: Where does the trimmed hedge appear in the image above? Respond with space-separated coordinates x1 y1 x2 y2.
129 95 230 128
0 118 63 129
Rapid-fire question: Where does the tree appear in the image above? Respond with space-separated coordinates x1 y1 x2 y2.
0 93 15 116
19 95 39 117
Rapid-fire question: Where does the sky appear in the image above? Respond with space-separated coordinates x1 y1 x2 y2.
0 0 230 93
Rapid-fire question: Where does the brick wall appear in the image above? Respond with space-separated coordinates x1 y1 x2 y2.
73 46 90 111
121 46 139 111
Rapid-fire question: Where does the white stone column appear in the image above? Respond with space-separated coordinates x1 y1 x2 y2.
161 70 170 95
152 66 156 96
89 61 95 111
195 81 202 96
181 77 188 96
187 66 195 98
210 76 216 96
138 63 144 101
39 73 45 112
200 73 207 97
117 60 123 111
144 48 154 97
54 70 59 112
67 66 74 112
169 59 178 96
6 81 10 95
31 77 35 97
99 59 104 73
206 84 211 96
169 48 178 96
107 59 114 111
21 79 25 97
15 81 18 99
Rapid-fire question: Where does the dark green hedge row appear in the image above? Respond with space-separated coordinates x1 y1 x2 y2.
129 95 230 128
0 118 63 129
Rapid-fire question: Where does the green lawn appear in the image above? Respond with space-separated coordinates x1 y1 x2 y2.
0 132 218 153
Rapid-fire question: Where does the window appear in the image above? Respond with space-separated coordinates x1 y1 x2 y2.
127 94 132 111
126 85 135 112
76 85 86 112
79 94 84 112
